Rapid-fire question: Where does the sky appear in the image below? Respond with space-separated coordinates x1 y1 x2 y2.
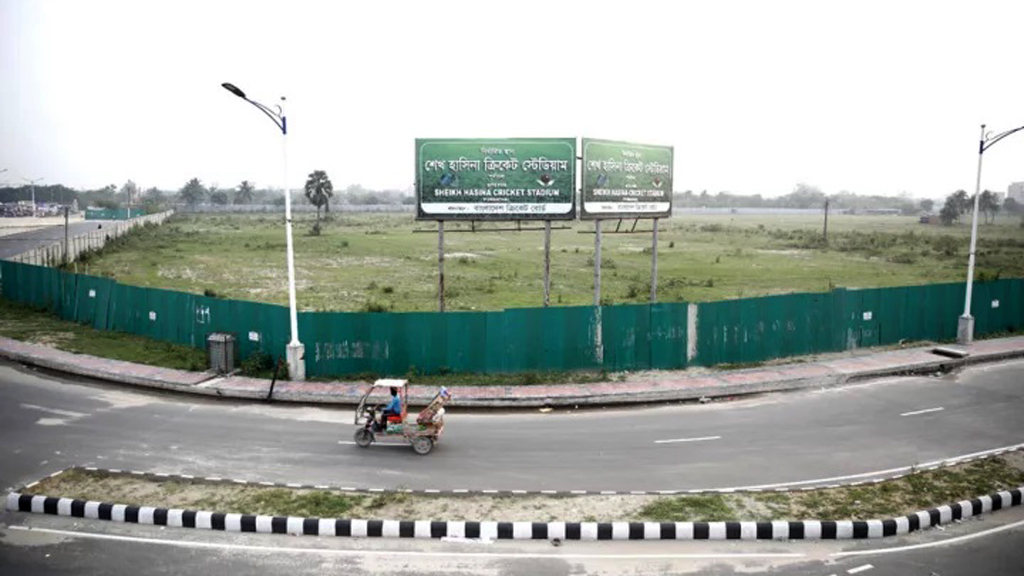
1 0 1022 200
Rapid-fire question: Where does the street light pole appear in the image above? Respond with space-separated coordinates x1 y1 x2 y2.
221 82 305 380
958 122 1024 345
23 176 43 216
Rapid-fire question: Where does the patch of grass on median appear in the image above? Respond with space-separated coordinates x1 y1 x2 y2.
232 489 365 518
636 455 1024 522
0 298 207 371
636 494 735 521
25 455 1024 522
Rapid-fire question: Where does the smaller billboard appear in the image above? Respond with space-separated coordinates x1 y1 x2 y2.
581 139 673 219
416 138 577 220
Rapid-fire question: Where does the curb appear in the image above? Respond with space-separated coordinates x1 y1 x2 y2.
7 487 1022 541
2 338 1023 408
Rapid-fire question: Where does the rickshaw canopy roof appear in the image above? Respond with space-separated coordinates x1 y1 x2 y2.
372 379 408 388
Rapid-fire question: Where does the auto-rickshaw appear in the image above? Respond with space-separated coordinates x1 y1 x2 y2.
352 379 450 455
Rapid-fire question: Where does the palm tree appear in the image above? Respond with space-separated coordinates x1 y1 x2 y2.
304 170 333 234
235 180 255 204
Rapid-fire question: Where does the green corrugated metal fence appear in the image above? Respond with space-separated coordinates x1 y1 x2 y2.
84 208 147 220
1 260 1021 377
694 280 1023 366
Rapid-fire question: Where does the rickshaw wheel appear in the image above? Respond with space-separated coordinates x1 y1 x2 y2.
412 436 434 455
354 428 373 448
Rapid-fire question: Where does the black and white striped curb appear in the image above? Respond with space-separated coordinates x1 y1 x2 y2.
7 487 1022 541
42 443 1021 497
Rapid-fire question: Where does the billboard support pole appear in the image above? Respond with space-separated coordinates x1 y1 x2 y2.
650 217 658 303
438 220 445 313
593 219 603 363
543 220 552 307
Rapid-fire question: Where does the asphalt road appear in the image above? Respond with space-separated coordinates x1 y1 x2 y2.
0 359 1022 575
1 359 1022 493
0 219 108 259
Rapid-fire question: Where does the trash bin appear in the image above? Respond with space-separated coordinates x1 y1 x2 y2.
207 332 237 374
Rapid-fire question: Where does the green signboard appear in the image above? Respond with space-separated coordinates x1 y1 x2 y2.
581 139 673 219
416 138 577 220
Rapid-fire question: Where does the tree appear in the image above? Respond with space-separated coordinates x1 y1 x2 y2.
1004 197 1021 215
939 196 959 225
235 180 255 204
979 190 1000 224
784 183 826 208
141 187 165 212
179 178 207 205
919 199 934 213
304 170 334 234
120 180 140 207
951 190 970 220
210 190 229 205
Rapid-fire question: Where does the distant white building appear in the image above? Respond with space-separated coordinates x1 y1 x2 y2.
1009 182 1024 202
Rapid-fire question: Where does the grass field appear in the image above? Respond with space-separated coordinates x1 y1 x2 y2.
0 299 207 370
73 212 1024 312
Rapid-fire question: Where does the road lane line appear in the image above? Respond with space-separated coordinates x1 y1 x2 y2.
847 564 874 574
710 442 1024 492
900 407 944 417
19 404 87 419
832 518 1024 557
5 526 806 560
654 436 722 444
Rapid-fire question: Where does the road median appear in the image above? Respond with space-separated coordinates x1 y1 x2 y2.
9 453 1024 540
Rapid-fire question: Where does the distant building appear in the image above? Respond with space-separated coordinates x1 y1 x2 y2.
1009 182 1024 202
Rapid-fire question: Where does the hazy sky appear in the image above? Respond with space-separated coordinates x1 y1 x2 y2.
2 0 1022 199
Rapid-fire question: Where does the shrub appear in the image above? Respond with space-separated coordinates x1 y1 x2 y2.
362 300 389 313
240 350 274 376
888 253 917 265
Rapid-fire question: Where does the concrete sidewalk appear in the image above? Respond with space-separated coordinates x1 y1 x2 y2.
1 335 1022 408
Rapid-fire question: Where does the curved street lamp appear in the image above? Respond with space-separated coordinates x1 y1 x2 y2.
221 82 304 380
23 176 44 216
958 122 1024 345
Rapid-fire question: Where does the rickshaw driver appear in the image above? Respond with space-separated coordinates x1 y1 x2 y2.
377 386 402 431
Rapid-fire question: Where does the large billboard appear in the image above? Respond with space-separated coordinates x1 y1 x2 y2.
581 139 673 219
416 138 576 220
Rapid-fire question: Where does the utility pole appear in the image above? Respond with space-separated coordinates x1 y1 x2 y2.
63 206 69 266
823 199 830 243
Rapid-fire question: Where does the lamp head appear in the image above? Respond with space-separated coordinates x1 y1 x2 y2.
221 83 246 99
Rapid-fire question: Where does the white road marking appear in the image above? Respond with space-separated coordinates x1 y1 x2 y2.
900 407 944 417
847 564 874 574
5 526 806 560
654 436 722 444
832 518 1024 558
706 442 1024 492
19 404 87 419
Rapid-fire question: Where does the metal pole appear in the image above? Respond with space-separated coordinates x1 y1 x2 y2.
543 220 551 307
64 206 69 266
281 99 305 380
438 220 445 312
958 124 986 345
594 219 603 363
823 199 829 243
650 217 659 303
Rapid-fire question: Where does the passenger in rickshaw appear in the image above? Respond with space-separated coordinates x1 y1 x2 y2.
377 387 402 431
